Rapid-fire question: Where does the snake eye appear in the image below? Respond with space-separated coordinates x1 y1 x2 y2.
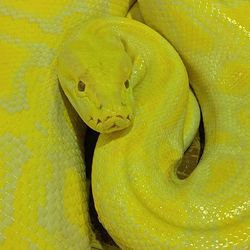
78 80 86 92
124 80 129 89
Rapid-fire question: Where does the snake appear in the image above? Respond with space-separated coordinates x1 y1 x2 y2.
0 0 249 249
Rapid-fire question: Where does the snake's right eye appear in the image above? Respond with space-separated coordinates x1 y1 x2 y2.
78 80 86 92
124 80 129 89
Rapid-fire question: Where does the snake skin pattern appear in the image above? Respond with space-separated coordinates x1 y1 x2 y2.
0 0 249 249
0 1 133 249
92 1 250 249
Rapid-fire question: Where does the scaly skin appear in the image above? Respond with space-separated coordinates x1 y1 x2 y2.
0 1 133 249
90 2 249 250
0 0 249 249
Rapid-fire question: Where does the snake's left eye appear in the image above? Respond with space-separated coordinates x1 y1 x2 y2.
78 80 86 92
124 80 129 89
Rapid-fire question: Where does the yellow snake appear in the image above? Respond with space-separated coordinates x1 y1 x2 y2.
0 0 249 249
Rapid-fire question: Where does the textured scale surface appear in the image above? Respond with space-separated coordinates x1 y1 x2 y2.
0 0 249 250
0 1 133 249
92 1 250 249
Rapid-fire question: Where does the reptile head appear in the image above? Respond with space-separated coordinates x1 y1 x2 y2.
57 27 135 134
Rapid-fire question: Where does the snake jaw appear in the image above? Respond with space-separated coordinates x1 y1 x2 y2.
96 115 131 133
89 113 133 133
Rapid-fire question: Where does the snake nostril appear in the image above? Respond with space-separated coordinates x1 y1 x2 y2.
126 115 131 120
97 119 102 125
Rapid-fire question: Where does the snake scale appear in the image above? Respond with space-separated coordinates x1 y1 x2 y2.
0 0 249 249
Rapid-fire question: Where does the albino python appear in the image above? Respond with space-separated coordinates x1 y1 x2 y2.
0 0 249 249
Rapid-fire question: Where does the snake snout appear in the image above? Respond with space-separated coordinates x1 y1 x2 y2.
95 114 132 133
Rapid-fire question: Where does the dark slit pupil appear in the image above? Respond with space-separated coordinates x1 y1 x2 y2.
78 81 85 91
124 80 129 89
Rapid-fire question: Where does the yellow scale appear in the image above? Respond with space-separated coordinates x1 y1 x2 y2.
0 1 249 249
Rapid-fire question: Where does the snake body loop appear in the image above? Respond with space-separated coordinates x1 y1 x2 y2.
90 4 249 250
0 0 249 249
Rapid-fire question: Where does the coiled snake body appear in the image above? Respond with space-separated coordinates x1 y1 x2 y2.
0 0 249 249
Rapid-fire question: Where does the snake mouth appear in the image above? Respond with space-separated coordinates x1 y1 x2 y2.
102 120 130 133
109 123 119 130
87 113 133 133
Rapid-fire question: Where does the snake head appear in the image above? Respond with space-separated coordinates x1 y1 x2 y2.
57 26 140 134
